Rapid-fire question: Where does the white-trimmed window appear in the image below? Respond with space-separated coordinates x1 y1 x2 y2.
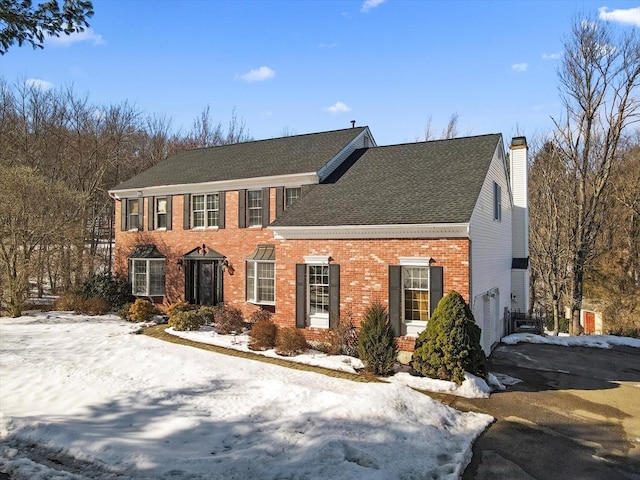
127 199 140 230
493 182 502 221
155 197 168 229
403 266 429 322
246 261 275 305
308 264 329 320
192 193 219 228
285 187 301 208
131 259 166 296
247 190 262 226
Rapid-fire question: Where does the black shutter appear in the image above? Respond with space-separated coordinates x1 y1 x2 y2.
429 266 443 318
245 261 250 301
166 195 172 230
138 199 144 231
238 189 246 228
295 264 307 328
388 265 402 336
275 186 284 217
262 187 270 227
329 264 340 328
148 197 155 230
218 192 225 229
183 194 190 230
120 199 127 231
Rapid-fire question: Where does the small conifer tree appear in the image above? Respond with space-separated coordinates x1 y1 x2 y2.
357 302 398 376
411 290 487 384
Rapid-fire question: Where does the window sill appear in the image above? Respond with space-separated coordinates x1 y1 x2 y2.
309 315 329 329
247 225 263 229
192 226 220 230
247 300 275 307
404 320 427 337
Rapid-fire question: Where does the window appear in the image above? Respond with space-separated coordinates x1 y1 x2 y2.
493 182 502 221
285 187 301 208
192 193 219 228
246 261 275 304
402 266 429 322
126 199 140 230
155 197 168 229
308 265 329 318
247 190 262 226
131 259 165 296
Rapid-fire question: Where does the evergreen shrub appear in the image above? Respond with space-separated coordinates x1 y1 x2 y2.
411 290 487 384
127 298 155 322
357 302 398 376
79 272 133 311
276 327 308 356
169 310 205 331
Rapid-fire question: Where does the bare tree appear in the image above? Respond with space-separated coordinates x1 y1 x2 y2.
552 16 640 334
421 113 460 141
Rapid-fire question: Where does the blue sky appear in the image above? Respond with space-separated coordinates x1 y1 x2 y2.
1 0 639 146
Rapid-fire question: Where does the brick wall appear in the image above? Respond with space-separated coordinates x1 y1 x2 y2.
114 189 471 352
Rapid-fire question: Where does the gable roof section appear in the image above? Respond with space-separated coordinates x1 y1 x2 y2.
271 134 503 227
112 127 368 192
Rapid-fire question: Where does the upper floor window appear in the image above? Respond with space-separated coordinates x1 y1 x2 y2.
125 198 141 231
192 193 220 228
493 182 502 221
155 197 168 229
247 190 262 227
285 187 301 209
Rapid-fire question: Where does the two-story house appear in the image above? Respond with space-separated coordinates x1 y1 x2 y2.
109 126 529 356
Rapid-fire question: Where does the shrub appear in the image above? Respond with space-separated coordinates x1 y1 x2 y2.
165 301 192 318
249 308 273 324
118 302 132 320
320 318 359 356
196 305 217 326
79 272 133 311
357 303 398 376
544 315 569 333
276 327 308 356
53 293 85 312
83 297 110 315
249 318 278 350
411 290 487 384
127 298 156 323
215 305 245 334
169 310 205 331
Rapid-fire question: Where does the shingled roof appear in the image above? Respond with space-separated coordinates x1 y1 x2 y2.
271 134 503 226
112 127 367 191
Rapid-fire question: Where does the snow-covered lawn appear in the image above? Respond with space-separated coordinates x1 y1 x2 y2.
0 313 492 480
503 332 640 349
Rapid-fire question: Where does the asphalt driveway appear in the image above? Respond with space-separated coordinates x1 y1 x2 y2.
455 342 640 480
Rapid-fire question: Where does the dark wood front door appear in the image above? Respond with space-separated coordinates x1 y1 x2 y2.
185 260 222 306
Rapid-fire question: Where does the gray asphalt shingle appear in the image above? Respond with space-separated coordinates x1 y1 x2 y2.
271 134 502 226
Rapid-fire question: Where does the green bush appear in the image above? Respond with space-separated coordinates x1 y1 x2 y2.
127 298 156 323
169 310 205 331
197 305 217 326
357 302 398 376
276 327 308 356
249 318 278 350
215 305 245 334
544 315 569 333
411 290 487 384
118 302 132 320
79 272 133 311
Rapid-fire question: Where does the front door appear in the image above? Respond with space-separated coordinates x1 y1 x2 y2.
185 260 222 305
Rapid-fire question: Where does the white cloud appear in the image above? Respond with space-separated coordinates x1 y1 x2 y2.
238 66 275 83
598 6 640 27
47 27 105 46
542 52 561 60
318 43 338 48
324 101 351 114
361 0 385 13
511 63 528 73
25 78 54 91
